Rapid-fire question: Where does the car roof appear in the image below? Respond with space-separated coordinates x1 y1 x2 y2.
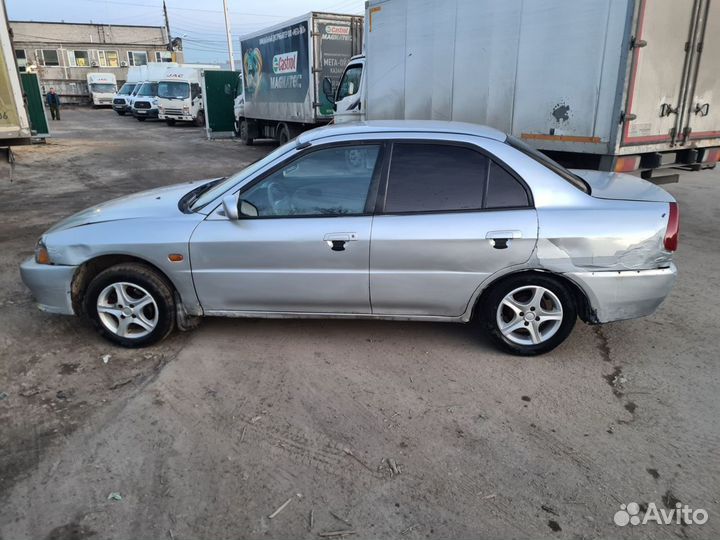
297 120 508 145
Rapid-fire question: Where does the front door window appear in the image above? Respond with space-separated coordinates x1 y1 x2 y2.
241 145 381 217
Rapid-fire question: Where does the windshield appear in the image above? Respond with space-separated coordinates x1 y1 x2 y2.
190 142 296 211
158 81 190 99
137 82 158 97
90 83 116 93
117 83 135 95
507 135 591 194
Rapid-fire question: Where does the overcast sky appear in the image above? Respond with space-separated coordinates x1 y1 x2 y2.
7 0 365 63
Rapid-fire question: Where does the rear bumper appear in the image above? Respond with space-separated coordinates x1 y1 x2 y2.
19 258 77 315
568 264 677 323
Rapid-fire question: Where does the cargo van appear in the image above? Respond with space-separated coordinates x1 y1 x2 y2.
86 73 117 107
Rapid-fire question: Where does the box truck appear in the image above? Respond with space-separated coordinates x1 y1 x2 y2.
130 63 178 121
237 12 363 145
112 65 145 115
157 64 220 127
327 0 720 179
86 73 117 107
0 2 32 145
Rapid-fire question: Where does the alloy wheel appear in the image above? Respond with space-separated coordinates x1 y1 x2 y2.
96 282 159 338
496 285 564 346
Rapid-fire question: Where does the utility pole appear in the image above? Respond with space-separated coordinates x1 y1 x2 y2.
222 0 236 70
163 0 172 51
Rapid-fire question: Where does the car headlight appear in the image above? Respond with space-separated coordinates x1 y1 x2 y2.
183 106 190 114
35 239 50 264
152 98 158 105
159 105 164 113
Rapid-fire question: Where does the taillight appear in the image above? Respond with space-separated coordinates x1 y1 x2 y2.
702 147 720 163
664 202 679 252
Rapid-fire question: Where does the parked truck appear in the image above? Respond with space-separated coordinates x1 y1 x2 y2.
157 64 219 127
327 0 720 179
112 65 145 115
0 1 32 145
130 62 178 121
86 73 117 107
237 12 363 145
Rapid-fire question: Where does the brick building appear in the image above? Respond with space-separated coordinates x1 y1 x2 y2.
10 20 183 103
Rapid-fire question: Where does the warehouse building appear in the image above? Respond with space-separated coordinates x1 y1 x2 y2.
10 20 183 103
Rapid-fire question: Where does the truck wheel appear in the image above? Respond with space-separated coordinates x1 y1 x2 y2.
84 263 176 348
240 119 254 146
166 119 176 126
195 110 205 127
277 124 291 145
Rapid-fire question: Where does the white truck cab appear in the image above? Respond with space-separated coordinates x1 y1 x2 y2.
330 55 365 124
157 65 219 127
86 73 117 107
232 72 245 136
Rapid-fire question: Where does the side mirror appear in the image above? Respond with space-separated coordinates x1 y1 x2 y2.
322 77 334 105
222 194 239 220
239 199 259 217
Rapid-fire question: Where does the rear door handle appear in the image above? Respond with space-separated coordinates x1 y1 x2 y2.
486 230 522 250
324 232 357 252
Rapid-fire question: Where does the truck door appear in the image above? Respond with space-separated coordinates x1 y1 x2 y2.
682 0 720 143
621 0 699 146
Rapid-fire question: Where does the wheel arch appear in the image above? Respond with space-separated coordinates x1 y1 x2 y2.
71 254 178 316
469 269 598 324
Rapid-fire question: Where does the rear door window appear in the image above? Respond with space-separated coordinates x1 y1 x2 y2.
384 143 488 213
485 161 530 208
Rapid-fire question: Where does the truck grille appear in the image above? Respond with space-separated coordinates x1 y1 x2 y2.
134 101 151 109
113 98 126 105
163 108 183 115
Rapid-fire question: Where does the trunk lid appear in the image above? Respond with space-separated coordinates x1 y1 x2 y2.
571 169 675 203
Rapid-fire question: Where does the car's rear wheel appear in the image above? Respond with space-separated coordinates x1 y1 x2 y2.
84 263 175 348
483 274 576 356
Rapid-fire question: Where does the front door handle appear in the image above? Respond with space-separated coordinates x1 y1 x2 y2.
486 230 522 250
324 232 357 252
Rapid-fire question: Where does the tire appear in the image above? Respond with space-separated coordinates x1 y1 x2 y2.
116 110 126 116
239 119 254 145
166 119 176 126
277 124 290 145
194 110 205 127
137 117 147 122
482 274 576 356
84 263 176 348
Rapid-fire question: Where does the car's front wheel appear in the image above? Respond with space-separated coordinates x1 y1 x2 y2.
483 274 576 356
84 263 176 347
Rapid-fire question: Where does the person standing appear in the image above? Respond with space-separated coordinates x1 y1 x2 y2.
47 88 61 120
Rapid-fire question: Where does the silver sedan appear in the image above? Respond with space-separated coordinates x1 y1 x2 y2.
20 121 678 355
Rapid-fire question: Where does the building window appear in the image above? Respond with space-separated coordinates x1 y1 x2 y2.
68 50 90 67
16 49 27 72
127 51 148 66
98 50 120 68
155 51 173 62
36 49 60 66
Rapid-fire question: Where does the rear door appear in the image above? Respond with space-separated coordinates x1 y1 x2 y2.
622 0 698 146
683 0 720 142
369 140 538 317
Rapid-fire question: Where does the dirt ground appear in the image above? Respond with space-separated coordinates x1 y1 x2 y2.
1 108 719 540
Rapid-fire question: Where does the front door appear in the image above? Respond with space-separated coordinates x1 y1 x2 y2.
190 143 383 313
333 62 364 123
370 142 538 317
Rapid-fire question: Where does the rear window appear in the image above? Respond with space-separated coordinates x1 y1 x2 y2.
507 135 590 194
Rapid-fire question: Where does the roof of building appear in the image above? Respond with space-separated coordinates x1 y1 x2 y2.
9 20 164 30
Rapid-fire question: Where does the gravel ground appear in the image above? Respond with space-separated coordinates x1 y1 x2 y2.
0 108 719 539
